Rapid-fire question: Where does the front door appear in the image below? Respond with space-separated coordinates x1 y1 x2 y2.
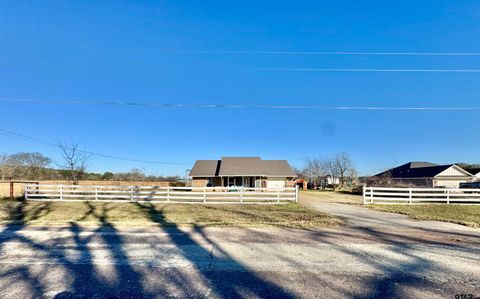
255 177 262 188
228 177 243 187
244 177 255 188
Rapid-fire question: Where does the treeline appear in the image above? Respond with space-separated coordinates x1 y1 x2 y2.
0 152 180 182
295 152 358 190
456 163 480 170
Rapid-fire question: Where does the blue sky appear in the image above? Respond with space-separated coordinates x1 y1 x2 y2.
1 0 480 176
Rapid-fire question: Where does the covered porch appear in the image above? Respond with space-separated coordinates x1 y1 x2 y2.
220 176 266 188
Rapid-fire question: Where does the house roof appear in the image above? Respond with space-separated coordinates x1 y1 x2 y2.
375 162 467 178
218 157 262 176
188 160 220 177
408 162 438 168
466 168 480 176
189 157 296 177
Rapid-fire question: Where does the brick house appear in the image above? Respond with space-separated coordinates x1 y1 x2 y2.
189 157 297 188
372 162 474 188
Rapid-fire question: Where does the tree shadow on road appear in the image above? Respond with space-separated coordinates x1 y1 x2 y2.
135 202 296 298
305 225 480 298
0 200 296 298
0 201 153 298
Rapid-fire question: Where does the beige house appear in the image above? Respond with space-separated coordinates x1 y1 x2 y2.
189 157 296 188
374 162 474 188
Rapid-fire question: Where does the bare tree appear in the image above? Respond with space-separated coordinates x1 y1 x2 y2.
58 142 89 184
0 152 51 180
303 158 325 188
333 152 355 187
17 152 51 179
0 154 10 180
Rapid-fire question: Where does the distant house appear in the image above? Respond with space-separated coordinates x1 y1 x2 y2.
315 175 340 188
323 175 340 186
189 157 297 188
373 162 474 188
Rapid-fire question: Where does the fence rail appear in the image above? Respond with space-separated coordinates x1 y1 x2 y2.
363 186 480 204
24 184 299 204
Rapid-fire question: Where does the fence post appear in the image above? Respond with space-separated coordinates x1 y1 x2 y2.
370 187 374 203
446 189 450 204
60 184 63 200
130 186 134 201
10 181 14 201
362 185 366 204
167 187 170 202
277 189 280 203
240 187 244 204
295 185 299 203
203 187 206 203
95 186 98 201
24 184 28 200
409 188 412 204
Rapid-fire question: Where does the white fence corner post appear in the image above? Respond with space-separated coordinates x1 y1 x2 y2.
130 186 134 201
60 184 63 200
240 187 244 204
24 184 29 200
167 187 170 202
277 189 280 203
95 186 98 201
409 188 412 204
362 185 366 205
203 187 206 203
447 189 450 204
295 185 299 203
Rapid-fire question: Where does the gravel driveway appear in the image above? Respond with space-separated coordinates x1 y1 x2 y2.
300 192 480 232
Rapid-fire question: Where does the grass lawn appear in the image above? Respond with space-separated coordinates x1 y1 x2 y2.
300 190 362 204
0 200 341 229
367 204 480 228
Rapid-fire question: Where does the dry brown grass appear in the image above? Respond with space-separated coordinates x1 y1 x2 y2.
0 200 341 229
300 190 362 204
367 204 480 228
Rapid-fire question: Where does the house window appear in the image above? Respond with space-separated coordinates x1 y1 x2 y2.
206 178 213 187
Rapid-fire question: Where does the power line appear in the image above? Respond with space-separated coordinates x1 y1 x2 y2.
1 97 480 111
0 128 192 165
257 68 480 73
175 50 480 56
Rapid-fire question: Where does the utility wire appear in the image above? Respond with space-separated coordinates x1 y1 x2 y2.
1 97 480 111
0 128 192 165
257 68 480 73
176 50 480 56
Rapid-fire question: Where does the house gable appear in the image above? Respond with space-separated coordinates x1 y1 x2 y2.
435 165 474 178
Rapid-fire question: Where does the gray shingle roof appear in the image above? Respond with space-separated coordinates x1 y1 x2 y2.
261 160 298 177
466 168 480 175
189 157 296 177
188 160 220 177
218 157 261 176
375 162 470 178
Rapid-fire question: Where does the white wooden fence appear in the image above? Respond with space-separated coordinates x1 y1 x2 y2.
363 186 480 204
24 184 299 204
